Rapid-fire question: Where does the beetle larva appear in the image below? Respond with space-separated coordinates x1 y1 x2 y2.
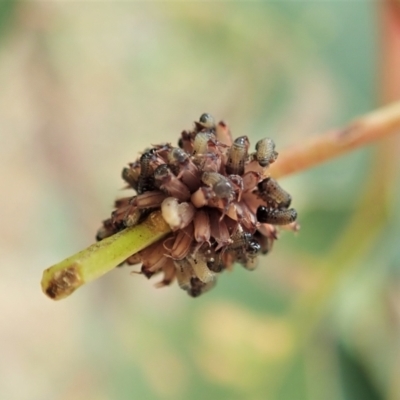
137 149 157 194
167 147 201 192
257 177 292 209
201 172 235 202
225 136 249 175
254 138 278 167
174 259 194 291
227 230 260 256
188 253 215 283
256 206 297 225
187 277 216 298
195 113 216 131
192 132 215 155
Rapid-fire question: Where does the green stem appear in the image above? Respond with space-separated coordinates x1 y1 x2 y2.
41 211 171 300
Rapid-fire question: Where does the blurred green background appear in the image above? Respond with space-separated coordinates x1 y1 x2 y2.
1 2 399 400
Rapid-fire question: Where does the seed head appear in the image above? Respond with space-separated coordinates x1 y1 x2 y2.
96 114 299 297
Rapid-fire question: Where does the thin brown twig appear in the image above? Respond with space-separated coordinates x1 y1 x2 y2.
269 101 400 179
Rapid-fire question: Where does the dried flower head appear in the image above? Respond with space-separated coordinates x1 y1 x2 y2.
96 113 299 297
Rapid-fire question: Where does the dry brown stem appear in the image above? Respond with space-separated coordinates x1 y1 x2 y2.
269 101 400 179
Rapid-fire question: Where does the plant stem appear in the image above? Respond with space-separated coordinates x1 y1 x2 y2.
41 100 400 300
268 100 400 179
41 211 171 300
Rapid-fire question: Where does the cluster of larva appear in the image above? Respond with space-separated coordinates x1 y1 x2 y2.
96 114 298 297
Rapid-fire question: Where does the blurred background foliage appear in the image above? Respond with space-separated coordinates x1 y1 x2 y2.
1 1 399 400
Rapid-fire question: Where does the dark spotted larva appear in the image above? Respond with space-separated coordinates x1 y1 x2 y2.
256 206 297 225
257 177 292 209
137 149 157 194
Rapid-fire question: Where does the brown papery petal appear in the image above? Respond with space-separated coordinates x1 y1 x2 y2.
171 223 194 260
155 259 176 288
136 191 168 209
139 240 167 270
126 253 142 265
177 162 201 192
208 209 231 250
242 171 261 192
163 179 191 202
235 201 258 232
193 210 211 243
114 196 134 208
215 120 233 146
